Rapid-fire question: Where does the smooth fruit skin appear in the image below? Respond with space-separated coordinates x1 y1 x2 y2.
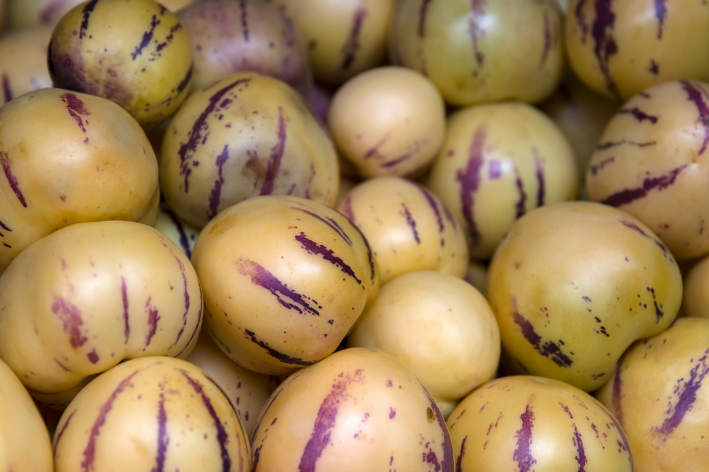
0 88 159 275
680 254 709 320
586 80 709 260
448 375 634 472
0 25 53 106
391 0 564 106
48 0 194 129
250 347 455 472
52 356 251 472
5 0 84 30
566 0 709 101
487 201 682 392
596 317 709 472
0 221 203 407
0 358 53 472
191 196 379 376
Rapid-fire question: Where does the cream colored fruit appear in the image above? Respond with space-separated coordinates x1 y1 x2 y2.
448 375 633 472
178 0 310 93
348 271 500 418
680 254 709 319
0 221 203 406
191 196 379 375
48 0 193 129
426 102 579 260
0 25 53 106
0 358 53 472
154 205 200 259
586 80 709 260
539 73 618 182
487 201 682 391
251 347 454 472
5 0 84 29
0 88 159 275
53 357 250 472
328 66 445 178
266 0 396 86
338 177 468 285
185 334 280 439
596 317 709 472
160 72 339 228
390 0 564 106
464 260 488 295
566 0 709 101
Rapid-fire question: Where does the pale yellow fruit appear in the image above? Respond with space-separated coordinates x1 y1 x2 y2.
154 205 200 259
48 0 194 128
391 0 564 106
328 66 446 178
566 0 709 100
596 317 709 472
338 176 468 285
586 80 709 260
0 221 203 407
448 376 633 472
0 25 53 106
53 356 250 472
0 358 53 472
348 271 500 418
0 88 159 275
160 72 339 228
191 196 379 375
251 347 454 472
487 201 682 391
185 334 281 439
426 102 579 260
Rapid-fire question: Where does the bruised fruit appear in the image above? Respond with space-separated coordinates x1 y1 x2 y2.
53 356 251 472
596 317 709 472
250 347 454 472
566 0 709 101
448 375 634 472
338 177 468 285
266 0 396 86
0 88 159 275
0 221 203 407
328 66 446 178
160 72 339 228
0 25 53 106
348 271 500 418
390 0 564 106
178 0 310 94
48 0 193 128
487 201 682 391
191 196 379 376
586 80 709 260
0 358 53 472
426 102 579 260
185 334 281 439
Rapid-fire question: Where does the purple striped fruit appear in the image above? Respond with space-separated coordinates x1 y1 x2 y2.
595 317 709 472
185 333 281 439
0 221 203 408
265 0 396 86
337 176 468 286
250 347 454 472
426 102 579 261
586 80 709 260
448 375 634 472
566 0 709 101
0 88 159 275
154 205 200 260
52 356 251 472
159 72 339 229
47 0 193 129
487 201 682 391
0 25 53 107
191 195 379 375
328 66 446 178
0 358 53 472
390 0 564 106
